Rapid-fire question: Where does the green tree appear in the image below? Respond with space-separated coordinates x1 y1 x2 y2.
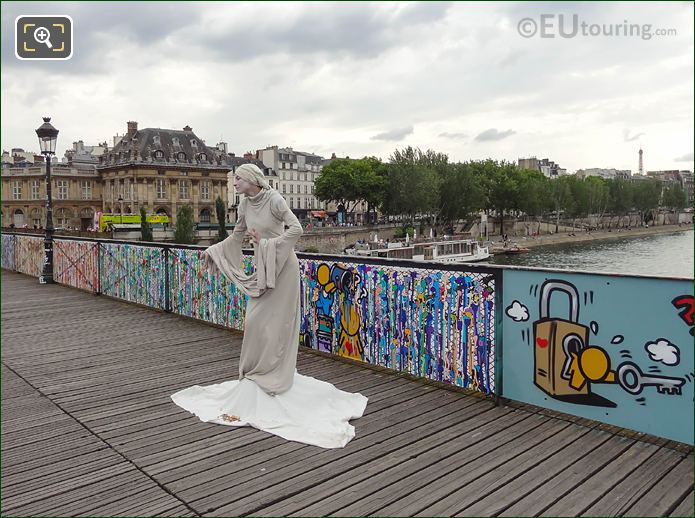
565 175 589 227
632 179 662 225
438 162 484 225
585 176 610 226
140 206 153 242
315 157 387 220
549 176 575 232
215 196 228 242
476 160 519 234
174 204 195 244
515 168 549 233
382 147 441 222
661 183 686 224
608 178 633 227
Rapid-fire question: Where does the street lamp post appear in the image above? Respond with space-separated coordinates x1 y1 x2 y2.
35 117 59 284
118 196 124 224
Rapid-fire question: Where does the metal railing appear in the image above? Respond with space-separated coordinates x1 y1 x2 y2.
2 231 692 445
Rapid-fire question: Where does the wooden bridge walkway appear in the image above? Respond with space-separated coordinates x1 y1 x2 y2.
1 271 693 517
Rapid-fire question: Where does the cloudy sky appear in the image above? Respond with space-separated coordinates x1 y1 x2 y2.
2 1 693 173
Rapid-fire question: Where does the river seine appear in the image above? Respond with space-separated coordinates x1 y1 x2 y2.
489 230 694 279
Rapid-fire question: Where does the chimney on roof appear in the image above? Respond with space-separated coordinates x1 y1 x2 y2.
127 121 138 137
183 125 192 132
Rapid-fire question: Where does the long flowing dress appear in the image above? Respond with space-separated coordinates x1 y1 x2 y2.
171 189 368 448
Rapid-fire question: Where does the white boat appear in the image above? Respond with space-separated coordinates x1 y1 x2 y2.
346 238 490 263
412 239 490 263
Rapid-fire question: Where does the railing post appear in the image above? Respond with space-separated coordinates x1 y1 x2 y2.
164 247 171 312
494 270 504 407
96 241 102 296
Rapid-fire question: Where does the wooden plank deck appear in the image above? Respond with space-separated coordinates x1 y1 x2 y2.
1 270 693 517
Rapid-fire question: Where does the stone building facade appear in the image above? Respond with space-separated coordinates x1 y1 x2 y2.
1 162 102 229
97 122 231 225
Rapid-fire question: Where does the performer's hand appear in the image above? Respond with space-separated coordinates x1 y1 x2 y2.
201 251 212 269
248 228 261 246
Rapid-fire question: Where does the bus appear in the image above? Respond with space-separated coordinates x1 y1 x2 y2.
99 213 170 232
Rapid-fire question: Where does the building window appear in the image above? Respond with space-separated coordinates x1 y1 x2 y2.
81 181 92 200
12 181 22 200
235 194 240 205
58 180 68 200
177 151 187 161
190 139 198 148
200 208 211 223
290 184 294 194
153 135 161 146
198 153 207 161
31 180 40 200
154 150 164 159
156 178 167 199
201 181 210 200
289 197 294 209
179 179 190 200
282 184 286 194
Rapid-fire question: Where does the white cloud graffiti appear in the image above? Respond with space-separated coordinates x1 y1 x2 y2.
506 300 529 322
644 338 681 366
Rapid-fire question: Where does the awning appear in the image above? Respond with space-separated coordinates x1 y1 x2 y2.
311 211 327 218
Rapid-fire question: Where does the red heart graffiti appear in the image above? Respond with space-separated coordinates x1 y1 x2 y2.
536 337 549 348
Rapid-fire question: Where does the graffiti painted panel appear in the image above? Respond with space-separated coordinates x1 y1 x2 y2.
502 270 694 444
54 239 98 292
1 234 16 270
168 248 252 331
299 259 496 394
100 243 166 309
14 235 44 277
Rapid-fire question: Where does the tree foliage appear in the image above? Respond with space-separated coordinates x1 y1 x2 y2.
316 146 687 231
215 196 228 242
140 206 153 242
315 157 387 217
174 204 195 244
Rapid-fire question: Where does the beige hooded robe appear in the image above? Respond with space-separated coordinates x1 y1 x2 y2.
205 188 303 394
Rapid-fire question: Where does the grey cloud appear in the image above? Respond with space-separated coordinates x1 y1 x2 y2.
1 1 202 74
371 126 414 141
623 129 645 142
439 132 467 139
189 2 451 64
391 2 452 25
675 152 694 162
475 128 515 142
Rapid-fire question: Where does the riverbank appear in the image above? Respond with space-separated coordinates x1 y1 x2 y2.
489 223 693 253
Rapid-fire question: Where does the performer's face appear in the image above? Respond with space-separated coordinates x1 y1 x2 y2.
234 175 256 195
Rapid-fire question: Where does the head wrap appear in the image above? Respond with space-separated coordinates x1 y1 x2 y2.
235 163 271 191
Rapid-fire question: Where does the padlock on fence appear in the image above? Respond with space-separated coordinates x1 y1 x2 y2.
533 280 590 397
